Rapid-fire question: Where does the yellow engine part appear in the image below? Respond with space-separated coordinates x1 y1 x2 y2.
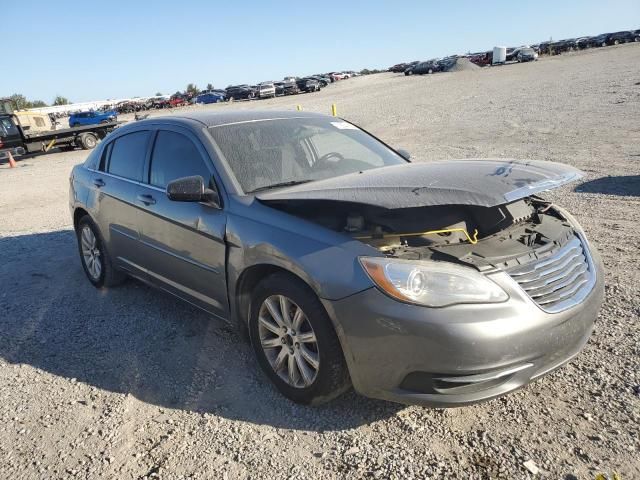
355 227 479 245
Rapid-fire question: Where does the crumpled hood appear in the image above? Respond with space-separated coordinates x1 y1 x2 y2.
256 159 583 209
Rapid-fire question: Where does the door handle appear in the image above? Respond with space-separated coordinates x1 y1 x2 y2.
136 194 156 205
93 178 105 188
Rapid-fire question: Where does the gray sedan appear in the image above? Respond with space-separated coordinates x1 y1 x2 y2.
69 110 604 406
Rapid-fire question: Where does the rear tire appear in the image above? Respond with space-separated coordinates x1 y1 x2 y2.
76 215 126 288
79 133 97 150
248 273 350 405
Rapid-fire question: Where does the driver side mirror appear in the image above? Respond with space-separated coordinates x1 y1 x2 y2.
166 175 221 207
397 148 411 161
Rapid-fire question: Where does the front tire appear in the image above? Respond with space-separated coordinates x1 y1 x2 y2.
76 215 126 288
248 273 350 405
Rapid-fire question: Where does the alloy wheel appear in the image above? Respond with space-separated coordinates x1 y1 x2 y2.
258 295 320 388
81 226 102 280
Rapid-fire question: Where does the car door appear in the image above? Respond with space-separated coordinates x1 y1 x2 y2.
135 126 229 319
89 129 152 278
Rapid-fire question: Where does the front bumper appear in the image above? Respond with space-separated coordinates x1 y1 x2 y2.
322 248 604 407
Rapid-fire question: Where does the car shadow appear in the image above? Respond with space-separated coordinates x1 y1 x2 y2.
0 230 402 431
575 175 640 197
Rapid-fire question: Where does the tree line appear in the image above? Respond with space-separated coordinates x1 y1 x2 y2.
3 94 71 110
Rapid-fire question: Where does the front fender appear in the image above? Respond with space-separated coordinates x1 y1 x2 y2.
224 200 376 304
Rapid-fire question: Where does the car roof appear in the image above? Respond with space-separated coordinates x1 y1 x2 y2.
131 110 330 129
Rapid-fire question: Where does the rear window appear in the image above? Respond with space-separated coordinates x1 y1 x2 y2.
107 131 150 181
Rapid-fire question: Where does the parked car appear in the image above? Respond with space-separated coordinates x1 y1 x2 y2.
308 76 330 87
537 41 551 55
608 30 640 44
388 63 409 73
405 60 439 75
70 110 604 407
506 46 532 62
296 78 320 92
151 96 171 109
574 37 593 49
225 85 256 101
69 110 117 128
275 81 298 96
550 38 577 54
195 92 226 104
436 56 458 71
467 52 492 67
587 33 611 48
256 83 276 99
169 94 189 108
516 47 538 62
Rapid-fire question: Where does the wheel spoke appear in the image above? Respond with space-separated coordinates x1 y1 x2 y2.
259 314 281 335
288 353 300 385
292 307 305 331
279 296 292 327
273 347 288 372
264 297 285 328
295 351 314 386
297 331 317 344
299 344 319 370
81 229 91 251
261 336 282 349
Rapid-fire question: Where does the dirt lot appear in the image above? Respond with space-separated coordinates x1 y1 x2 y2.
1 44 639 479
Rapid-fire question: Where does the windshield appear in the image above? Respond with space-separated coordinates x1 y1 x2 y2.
208 117 407 193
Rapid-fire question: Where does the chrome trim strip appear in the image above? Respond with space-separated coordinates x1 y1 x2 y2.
526 266 588 297
511 249 583 279
110 225 138 241
436 363 534 384
507 233 597 313
139 238 219 274
87 168 166 193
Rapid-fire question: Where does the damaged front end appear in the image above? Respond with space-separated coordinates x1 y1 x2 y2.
259 159 596 313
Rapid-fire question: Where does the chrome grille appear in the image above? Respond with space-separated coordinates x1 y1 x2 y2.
507 236 595 313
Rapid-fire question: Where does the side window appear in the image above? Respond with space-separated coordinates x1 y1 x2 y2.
149 130 212 188
107 131 150 181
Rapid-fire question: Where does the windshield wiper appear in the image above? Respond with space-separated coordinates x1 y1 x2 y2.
247 180 313 194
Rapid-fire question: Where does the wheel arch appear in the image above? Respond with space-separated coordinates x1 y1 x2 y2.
234 264 316 333
73 207 90 231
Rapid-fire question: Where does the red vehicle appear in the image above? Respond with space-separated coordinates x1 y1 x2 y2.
467 51 492 67
169 94 188 108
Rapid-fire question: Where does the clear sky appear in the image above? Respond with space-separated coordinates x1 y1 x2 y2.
3 0 639 103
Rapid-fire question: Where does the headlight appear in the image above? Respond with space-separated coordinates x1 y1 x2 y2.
360 257 508 307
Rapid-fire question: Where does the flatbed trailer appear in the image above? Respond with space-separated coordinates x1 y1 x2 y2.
0 113 119 157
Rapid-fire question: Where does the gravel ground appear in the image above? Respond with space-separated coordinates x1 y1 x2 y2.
0 44 639 479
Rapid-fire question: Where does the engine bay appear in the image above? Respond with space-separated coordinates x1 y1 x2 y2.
268 196 576 271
